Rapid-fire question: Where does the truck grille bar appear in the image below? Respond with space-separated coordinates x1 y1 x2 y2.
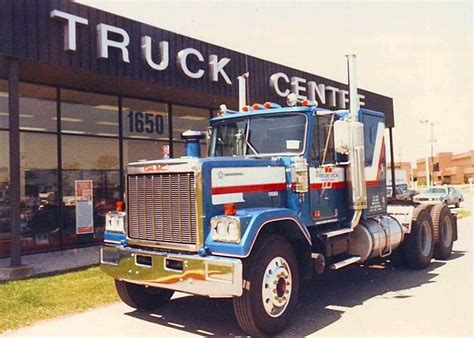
127 173 197 246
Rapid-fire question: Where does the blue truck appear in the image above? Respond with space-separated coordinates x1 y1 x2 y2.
100 56 457 336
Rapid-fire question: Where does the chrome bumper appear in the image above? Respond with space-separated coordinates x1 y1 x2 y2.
100 246 243 298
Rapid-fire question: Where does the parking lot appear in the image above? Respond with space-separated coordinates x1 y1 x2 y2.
3 193 473 337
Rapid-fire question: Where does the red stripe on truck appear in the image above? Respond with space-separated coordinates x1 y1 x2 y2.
211 183 287 195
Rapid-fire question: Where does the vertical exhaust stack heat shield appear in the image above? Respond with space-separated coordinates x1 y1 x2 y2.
346 54 367 228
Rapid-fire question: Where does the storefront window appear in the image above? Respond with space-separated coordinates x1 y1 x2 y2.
19 84 57 132
123 139 169 165
61 135 119 246
0 80 8 129
0 131 10 257
172 105 210 157
122 98 169 141
61 90 119 137
19 132 59 253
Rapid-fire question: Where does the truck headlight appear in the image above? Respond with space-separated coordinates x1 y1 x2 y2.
105 211 126 233
211 216 241 243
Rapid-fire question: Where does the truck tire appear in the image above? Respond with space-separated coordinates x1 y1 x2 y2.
115 280 174 310
402 208 434 270
431 204 454 260
233 235 299 336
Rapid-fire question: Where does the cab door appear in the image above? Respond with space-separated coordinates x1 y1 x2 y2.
309 113 346 223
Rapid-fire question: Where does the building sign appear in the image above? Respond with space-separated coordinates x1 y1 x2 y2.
75 180 94 235
49 9 366 110
0 1 394 126
269 72 365 108
50 9 233 85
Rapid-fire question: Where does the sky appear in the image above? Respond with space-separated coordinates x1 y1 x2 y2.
77 0 473 165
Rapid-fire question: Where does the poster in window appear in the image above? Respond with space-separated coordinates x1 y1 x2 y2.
75 180 94 234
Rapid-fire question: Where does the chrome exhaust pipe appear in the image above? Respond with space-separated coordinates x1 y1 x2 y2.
346 54 367 228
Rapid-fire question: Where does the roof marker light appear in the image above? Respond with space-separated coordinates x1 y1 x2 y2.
252 103 264 110
242 105 250 112
301 99 317 107
263 102 282 109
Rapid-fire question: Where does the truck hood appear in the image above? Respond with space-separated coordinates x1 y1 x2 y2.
127 156 286 174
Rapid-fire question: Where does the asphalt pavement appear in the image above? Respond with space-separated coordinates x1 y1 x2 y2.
3 195 473 337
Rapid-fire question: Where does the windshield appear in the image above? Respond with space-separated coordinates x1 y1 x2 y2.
425 188 446 194
210 113 307 157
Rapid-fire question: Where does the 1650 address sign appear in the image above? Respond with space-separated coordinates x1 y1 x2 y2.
127 111 164 134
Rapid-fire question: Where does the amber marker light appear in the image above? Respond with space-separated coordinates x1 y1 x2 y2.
224 203 237 216
242 105 250 112
116 201 124 212
263 102 272 109
252 103 261 110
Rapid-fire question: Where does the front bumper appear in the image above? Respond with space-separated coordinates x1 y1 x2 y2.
100 246 243 298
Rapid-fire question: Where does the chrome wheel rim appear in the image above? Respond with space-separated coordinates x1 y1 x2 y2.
420 220 432 257
261 256 292 318
442 216 453 247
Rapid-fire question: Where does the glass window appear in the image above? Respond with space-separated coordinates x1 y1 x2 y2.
19 132 59 253
61 90 118 137
122 98 169 141
311 114 335 164
210 114 306 157
172 105 209 148
19 84 57 132
0 80 8 129
0 131 9 257
62 135 120 246
172 141 207 158
123 139 169 165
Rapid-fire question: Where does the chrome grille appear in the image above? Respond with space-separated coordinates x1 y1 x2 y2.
127 173 197 245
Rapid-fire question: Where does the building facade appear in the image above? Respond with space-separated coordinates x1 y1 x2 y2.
415 151 474 185
0 0 394 259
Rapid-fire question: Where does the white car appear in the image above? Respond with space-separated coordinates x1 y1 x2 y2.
413 186 463 207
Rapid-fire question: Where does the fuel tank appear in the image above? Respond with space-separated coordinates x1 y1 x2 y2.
349 215 404 262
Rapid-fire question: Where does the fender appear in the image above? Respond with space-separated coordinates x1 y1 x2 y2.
205 208 311 258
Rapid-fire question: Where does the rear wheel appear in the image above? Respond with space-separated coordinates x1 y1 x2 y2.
115 280 174 310
402 208 435 270
431 204 454 260
233 235 299 336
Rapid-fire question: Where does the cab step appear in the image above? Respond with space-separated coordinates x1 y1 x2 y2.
321 228 353 238
330 256 361 270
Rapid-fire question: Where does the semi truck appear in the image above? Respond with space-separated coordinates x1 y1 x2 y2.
100 55 457 336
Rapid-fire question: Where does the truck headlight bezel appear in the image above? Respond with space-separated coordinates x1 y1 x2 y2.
210 216 241 243
105 211 126 233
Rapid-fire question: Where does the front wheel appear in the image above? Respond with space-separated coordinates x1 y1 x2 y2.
115 280 174 310
233 235 299 336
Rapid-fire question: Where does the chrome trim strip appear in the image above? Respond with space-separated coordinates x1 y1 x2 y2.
100 246 242 298
127 238 197 251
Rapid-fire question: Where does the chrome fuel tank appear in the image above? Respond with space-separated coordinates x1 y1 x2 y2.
349 215 404 262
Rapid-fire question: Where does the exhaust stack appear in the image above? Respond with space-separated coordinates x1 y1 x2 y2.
345 54 367 228
347 54 360 121
238 72 249 111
